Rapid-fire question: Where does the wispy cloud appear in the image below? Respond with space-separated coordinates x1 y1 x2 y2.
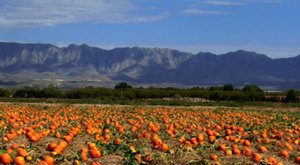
0 0 166 27
203 0 285 6
181 8 228 15
250 0 284 3
184 0 286 16
204 1 245 6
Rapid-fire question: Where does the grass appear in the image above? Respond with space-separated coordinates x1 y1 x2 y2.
0 97 300 108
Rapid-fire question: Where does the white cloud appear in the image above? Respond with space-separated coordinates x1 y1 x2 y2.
203 0 285 6
204 1 245 6
181 8 229 15
250 0 284 3
183 0 286 16
0 0 166 27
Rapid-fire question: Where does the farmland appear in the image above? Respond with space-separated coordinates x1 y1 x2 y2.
0 103 300 165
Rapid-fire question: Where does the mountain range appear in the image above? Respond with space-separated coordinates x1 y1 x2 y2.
0 42 300 90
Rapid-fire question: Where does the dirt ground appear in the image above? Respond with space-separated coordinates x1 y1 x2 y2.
1 101 300 112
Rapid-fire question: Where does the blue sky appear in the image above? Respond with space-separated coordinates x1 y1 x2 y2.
0 0 299 58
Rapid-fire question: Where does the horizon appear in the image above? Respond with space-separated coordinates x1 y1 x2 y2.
1 41 300 59
0 0 300 58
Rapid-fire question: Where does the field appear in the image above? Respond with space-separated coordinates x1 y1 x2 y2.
0 103 300 165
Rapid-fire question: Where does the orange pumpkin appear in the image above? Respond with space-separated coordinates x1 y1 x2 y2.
252 153 262 163
210 154 218 161
114 138 122 145
0 153 11 165
17 148 27 157
280 150 289 158
14 156 25 165
89 149 101 158
161 143 169 152
43 155 54 165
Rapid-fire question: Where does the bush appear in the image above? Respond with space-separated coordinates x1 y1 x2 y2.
284 89 299 103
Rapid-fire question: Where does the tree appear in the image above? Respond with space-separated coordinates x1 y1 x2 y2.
242 85 265 101
209 86 223 91
40 85 64 98
114 82 132 90
284 89 299 103
0 88 9 97
242 85 263 93
223 84 234 91
13 86 41 98
209 92 223 101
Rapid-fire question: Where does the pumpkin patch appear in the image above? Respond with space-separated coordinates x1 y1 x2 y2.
0 104 299 164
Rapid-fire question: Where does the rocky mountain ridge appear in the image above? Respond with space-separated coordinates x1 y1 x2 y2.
0 42 299 90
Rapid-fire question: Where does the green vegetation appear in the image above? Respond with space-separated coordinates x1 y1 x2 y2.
284 89 299 103
0 83 299 106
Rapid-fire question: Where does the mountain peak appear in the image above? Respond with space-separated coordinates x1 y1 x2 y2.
224 49 261 55
221 49 271 60
67 44 79 48
80 43 90 48
0 42 300 89
234 49 256 54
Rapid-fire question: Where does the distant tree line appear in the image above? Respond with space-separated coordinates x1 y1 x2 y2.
0 82 299 103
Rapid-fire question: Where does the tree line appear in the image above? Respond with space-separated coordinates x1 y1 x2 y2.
0 83 299 103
